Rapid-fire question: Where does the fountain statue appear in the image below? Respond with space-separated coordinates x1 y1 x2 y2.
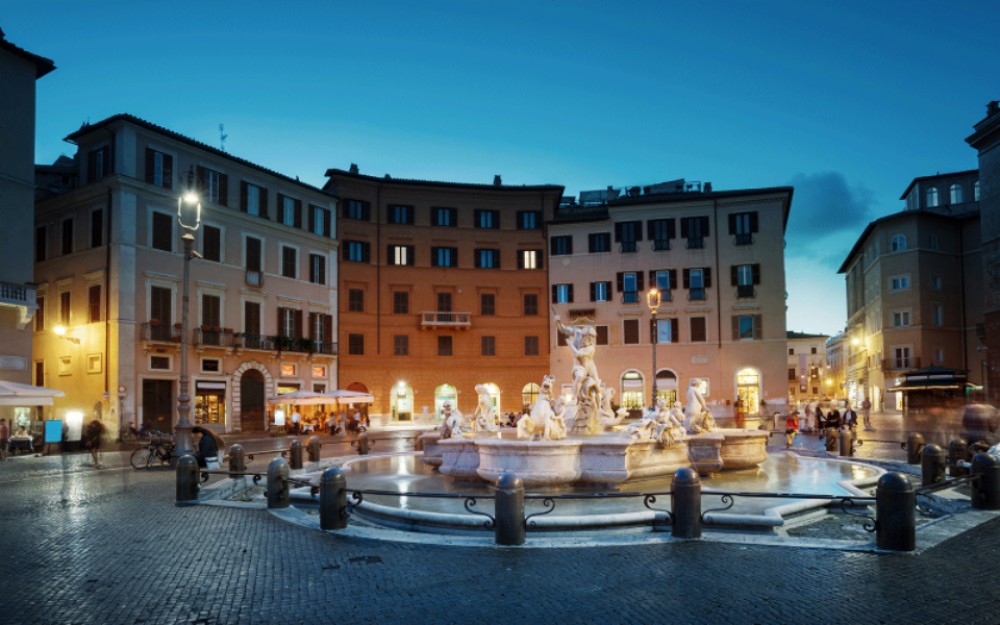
555 315 606 435
684 378 717 434
516 375 567 440
437 401 467 439
472 384 500 433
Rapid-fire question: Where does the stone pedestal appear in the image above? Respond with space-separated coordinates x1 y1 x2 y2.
475 438 582 487
717 429 770 470
438 437 482 480
419 431 444 467
687 434 724 475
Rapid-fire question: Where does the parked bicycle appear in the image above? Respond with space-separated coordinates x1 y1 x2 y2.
129 431 175 469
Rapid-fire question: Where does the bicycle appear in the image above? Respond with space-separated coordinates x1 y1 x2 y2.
129 431 175 469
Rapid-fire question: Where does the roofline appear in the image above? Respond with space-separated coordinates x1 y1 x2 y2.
608 185 794 231
0 30 55 78
324 168 564 194
898 169 979 200
64 113 328 194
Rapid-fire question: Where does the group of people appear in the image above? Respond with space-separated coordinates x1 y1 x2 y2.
783 400 870 450
0 418 36 460
287 409 367 435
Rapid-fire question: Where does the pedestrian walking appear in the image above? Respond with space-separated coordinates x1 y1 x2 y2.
83 419 105 468
785 411 800 449
861 397 873 431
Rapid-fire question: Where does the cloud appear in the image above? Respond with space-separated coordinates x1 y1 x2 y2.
785 172 875 258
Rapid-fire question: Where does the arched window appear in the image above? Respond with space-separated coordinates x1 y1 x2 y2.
890 234 906 252
521 383 540 412
949 183 963 204
434 383 457 420
926 186 939 207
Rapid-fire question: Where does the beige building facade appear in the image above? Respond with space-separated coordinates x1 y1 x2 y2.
547 181 793 422
33 115 338 437
786 331 831 404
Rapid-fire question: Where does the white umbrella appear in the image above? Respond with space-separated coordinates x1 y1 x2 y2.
0 381 65 406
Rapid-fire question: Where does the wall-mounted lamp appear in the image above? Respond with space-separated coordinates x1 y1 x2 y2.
53 324 80 344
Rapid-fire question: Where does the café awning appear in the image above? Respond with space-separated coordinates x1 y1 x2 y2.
267 389 374 406
0 381 65 406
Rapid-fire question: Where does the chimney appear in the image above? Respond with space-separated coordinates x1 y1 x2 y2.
989 101 1000 117
494 175 502 186
704 182 713 193
348 163 359 175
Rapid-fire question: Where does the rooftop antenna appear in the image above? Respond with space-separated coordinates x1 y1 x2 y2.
219 123 228 152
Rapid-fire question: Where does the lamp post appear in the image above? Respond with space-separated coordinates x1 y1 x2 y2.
174 190 201 461
647 288 660 410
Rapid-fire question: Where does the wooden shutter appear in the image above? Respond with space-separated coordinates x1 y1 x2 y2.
145 148 154 183
753 314 763 340
704 268 712 288
294 309 303 338
568 284 574 303
731 316 739 340
728 213 736 235
551 285 558 304
616 272 624 293
731 265 738 286
590 282 597 302
752 264 761 285
240 181 248 213
750 211 759 233
260 187 268 218
636 272 645 292
669 269 677 289
671 319 679 343
294 199 302 228
682 269 690 289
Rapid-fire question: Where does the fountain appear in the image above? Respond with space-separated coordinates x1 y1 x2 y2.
420 314 769 487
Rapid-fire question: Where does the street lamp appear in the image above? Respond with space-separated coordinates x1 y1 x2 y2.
647 288 660 410
174 190 201 461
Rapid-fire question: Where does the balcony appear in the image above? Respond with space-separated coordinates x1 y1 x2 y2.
688 288 706 301
236 333 275 351
195 327 237 349
245 270 263 288
734 233 754 246
420 311 472 329
652 239 671 251
0 280 37 328
881 356 922 372
619 241 638 253
142 321 181 344
686 237 704 250
736 284 756 299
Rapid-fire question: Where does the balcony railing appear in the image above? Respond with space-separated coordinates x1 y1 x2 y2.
420 311 472 328
245 270 263 288
143 322 181 343
881 356 922 371
688 288 706 301
686 237 704 250
0 281 34 307
736 284 756 299
652 239 671 251
619 241 638 253
237 333 275 351
734 233 754 246
195 327 237 348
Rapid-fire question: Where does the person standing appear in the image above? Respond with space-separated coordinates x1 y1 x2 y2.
0 418 8 461
785 411 800 449
861 397 873 431
83 419 105 468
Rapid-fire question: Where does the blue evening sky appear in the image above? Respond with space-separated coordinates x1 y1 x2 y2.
4 1 998 336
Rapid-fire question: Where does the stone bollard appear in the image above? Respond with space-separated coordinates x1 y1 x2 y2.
906 432 925 465
175 454 200 506
921 444 947 486
876 472 915 551
671 467 702 539
825 427 838 452
267 457 290 509
948 438 968 477
494 473 525 546
307 436 321 463
357 431 370 455
228 444 245 476
289 439 303 470
320 466 348 530
971 453 1000 510
839 428 853 457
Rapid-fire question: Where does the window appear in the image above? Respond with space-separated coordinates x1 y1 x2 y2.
388 204 414 225
646 218 674 251
244 301 261 337
523 294 538 316
475 209 499 229
517 211 541 230
481 293 496 316
623 319 640 344
393 291 409 314
732 314 762 340
432 246 458 268
690 317 707 342
950 183 964 204
475 248 500 269
590 281 611 302
614 221 641 253
281 246 297 279
202 225 221 262
552 283 574 304
550 235 573 256
518 249 542 270
728 211 758 245
394 335 409 356
279 194 301 228
88 285 101 323
650 269 676 301
589 232 611 253
348 289 364 313
61 218 73 255
201 294 221 328
892 310 911 327
789 367 797 381
524 336 539 356
889 275 910 291
343 199 370 221
241 182 267 217
926 187 939 207
87 145 111 182
389 245 415 266
348 333 364 355
684 268 711 301
934 304 944 327
245 236 262 273
438 335 453 356
197 166 228 206
277 307 302 339
731 263 760 298
35 226 46 262
893 347 911 369
681 216 709 249
343 240 371 263
150 286 172 328
596 325 609 345
35 296 45 331
309 254 326 284
930 275 942 290
433 206 457 227
810 347 817 354
655 318 679 344
789 348 795 356
60 291 71 325
481 336 496 356
152 212 173 251
928 234 940 250
310 205 331 236
145 148 173 189
617 271 643 304
90 209 103 248
890 234 906 252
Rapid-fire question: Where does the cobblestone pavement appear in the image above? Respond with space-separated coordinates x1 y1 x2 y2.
1 414 998 625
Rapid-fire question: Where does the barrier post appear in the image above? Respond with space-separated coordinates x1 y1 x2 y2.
494 473 525 546
289 439 303 470
876 472 915 551
971 453 1000 510
320 466 348 530
906 432 925 465
671 467 702 539
267 457 290 509
921 444 946 486
175 454 200 505
308 436 321 462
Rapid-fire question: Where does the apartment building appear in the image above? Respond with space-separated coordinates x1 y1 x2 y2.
34 114 338 436
0 29 54 419
323 168 563 423
838 170 983 413
547 180 793 421
786 331 830 403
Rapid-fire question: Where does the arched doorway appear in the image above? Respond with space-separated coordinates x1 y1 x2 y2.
736 367 762 415
654 369 678 407
392 381 413 421
521 382 540 413
434 384 457 421
240 370 266 432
